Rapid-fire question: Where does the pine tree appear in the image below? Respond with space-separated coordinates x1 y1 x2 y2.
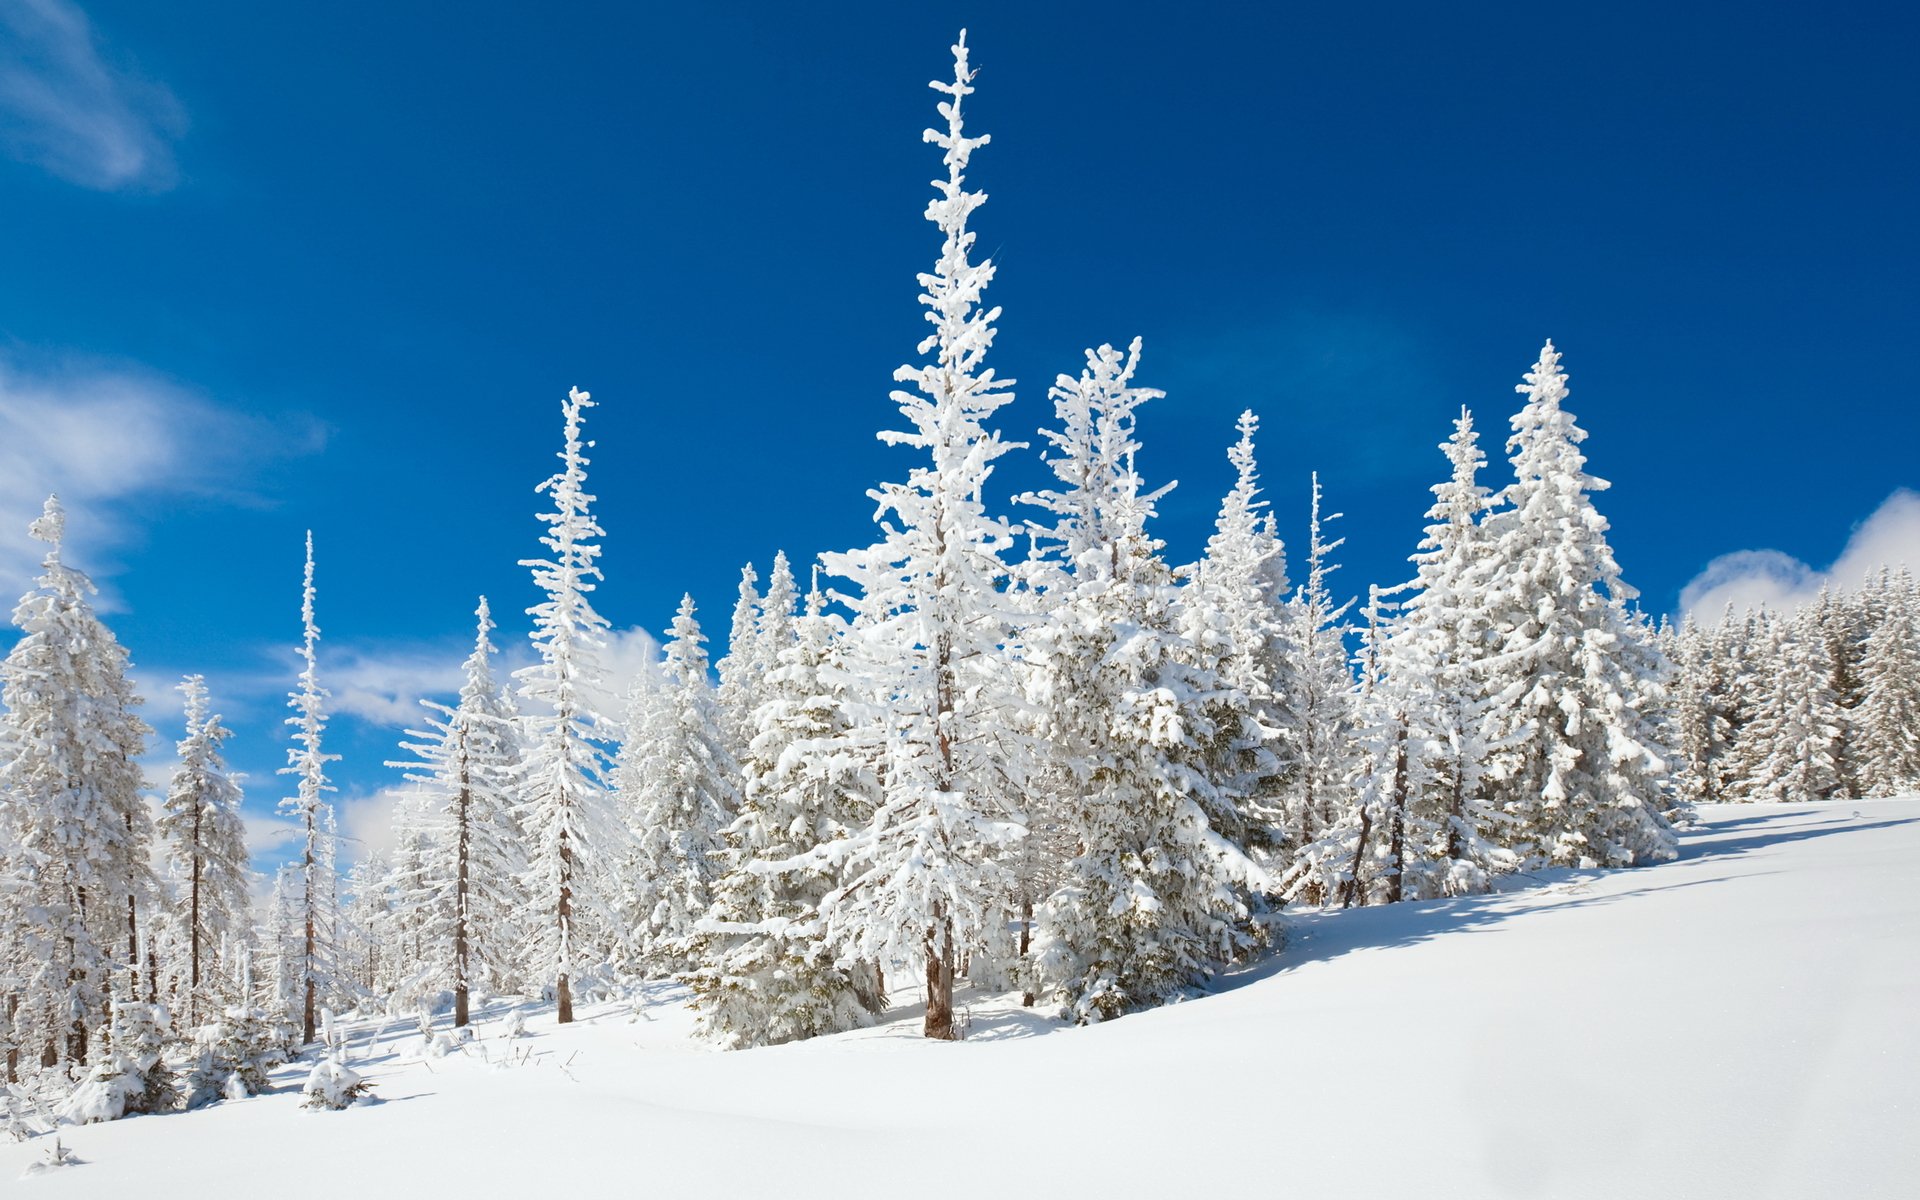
1476 343 1676 867
1177 411 1291 859
1021 339 1266 1020
816 31 1030 1039
278 532 340 1045
1857 570 1920 796
157 676 251 1029
516 386 616 1024
618 596 738 973
1274 473 1360 890
685 580 883 1046
1671 615 1736 806
386 598 526 1025
715 563 763 759
0 496 152 1077
1401 408 1512 893
1751 609 1846 802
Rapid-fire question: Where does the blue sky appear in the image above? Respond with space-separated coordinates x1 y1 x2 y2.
1 1 1914 866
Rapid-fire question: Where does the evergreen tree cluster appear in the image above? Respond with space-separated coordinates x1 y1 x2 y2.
1667 570 1920 804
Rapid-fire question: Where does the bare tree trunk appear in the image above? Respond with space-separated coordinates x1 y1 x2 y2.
69 883 88 1065
303 829 317 1044
454 740 472 1028
1019 894 1035 1007
556 830 574 1025
189 806 203 1026
1341 805 1374 910
923 911 956 1041
1385 720 1410 905
4 993 17 1083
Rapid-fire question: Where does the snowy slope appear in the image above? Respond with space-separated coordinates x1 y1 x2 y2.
8 800 1916 1198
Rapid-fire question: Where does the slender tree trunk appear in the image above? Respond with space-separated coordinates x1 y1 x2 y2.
1019 894 1035 1007
189 808 203 1026
303 827 317 1044
1385 719 1409 905
1341 806 1374 910
454 742 472 1028
556 830 574 1025
69 883 88 1065
923 910 956 1041
4 993 17 1083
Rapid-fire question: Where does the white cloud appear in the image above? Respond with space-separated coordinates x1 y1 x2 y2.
0 354 325 604
315 621 658 729
243 811 302 860
1680 489 1920 621
335 786 409 868
0 0 184 190
584 624 662 723
325 646 467 727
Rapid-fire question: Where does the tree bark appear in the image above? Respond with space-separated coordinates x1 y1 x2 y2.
556 830 574 1025
923 910 956 1040
1385 719 1410 905
1020 894 1035 1007
454 732 472 1028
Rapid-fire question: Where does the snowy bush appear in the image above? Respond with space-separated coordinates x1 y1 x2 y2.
301 1058 373 1110
3 1083 49 1142
57 1001 180 1123
183 1005 288 1107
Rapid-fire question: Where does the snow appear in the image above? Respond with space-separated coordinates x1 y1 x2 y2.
7 799 1916 1196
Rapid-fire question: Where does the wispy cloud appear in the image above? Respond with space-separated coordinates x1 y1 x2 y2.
0 0 184 191
1679 489 1920 621
311 622 663 731
0 353 327 604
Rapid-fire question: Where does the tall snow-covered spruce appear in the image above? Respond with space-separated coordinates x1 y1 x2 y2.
685 577 883 1047
616 595 737 973
1021 339 1267 1021
386 598 526 1025
0 497 152 1078
159 676 252 1028
1477 342 1677 867
279 532 341 1045
516 386 616 1024
817 30 1029 1040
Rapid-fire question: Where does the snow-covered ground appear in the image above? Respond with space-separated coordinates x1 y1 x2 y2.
9 800 1917 1197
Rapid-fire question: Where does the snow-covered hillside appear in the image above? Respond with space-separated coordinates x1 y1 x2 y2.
9 800 1915 1198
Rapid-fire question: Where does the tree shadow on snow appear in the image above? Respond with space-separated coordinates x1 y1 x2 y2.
1202 806 1905 994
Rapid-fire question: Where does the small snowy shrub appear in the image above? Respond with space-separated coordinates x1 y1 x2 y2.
184 1005 287 1107
301 1058 373 1110
58 1001 180 1123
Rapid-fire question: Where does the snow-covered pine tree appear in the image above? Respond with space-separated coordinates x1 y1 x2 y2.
685 578 883 1046
516 386 617 1024
1671 615 1736 806
1718 607 1776 802
1020 338 1267 1021
157 676 251 1028
1274 473 1360 895
337 851 393 998
278 532 341 1045
1812 585 1869 797
1297 585 1425 908
1857 570 1920 796
1750 608 1846 802
1177 411 1291 859
618 596 738 973
386 597 526 1025
715 563 763 759
0 496 152 1077
1476 342 1677 867
1399 408 1512 894
815 31 1030 1039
